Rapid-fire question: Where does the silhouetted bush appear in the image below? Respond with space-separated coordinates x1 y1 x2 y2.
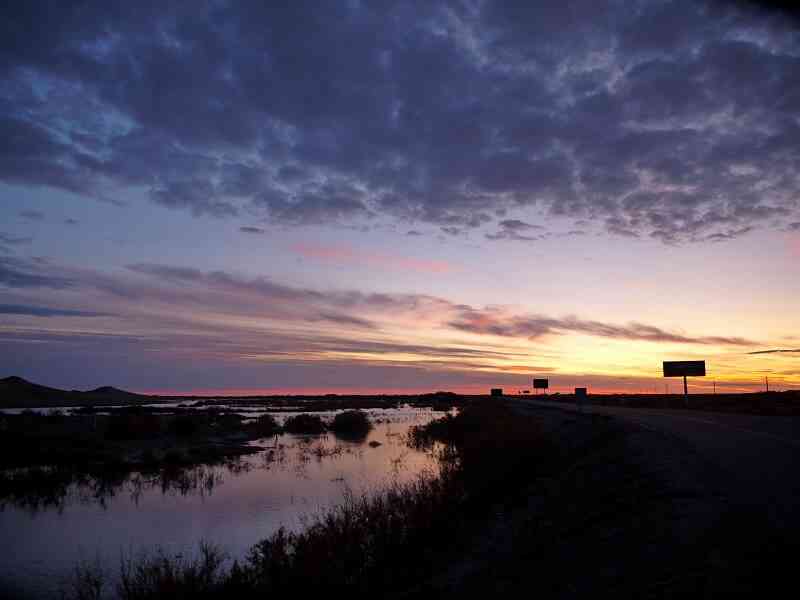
105 415 161 440
163 449 185 465
213 413 244 432
409 402 548 505
168 416 197 437
329 410 371 439
139 450 157 466
282 414 326 434
251 414 279 436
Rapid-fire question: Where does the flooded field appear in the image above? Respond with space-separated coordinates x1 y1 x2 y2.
0 406 447 598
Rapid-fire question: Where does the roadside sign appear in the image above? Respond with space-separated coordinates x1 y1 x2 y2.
663 360 706 405
663 361 706 377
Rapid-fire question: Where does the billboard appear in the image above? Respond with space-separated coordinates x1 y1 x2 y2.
533 378 549 389
575 387 587 397
663 361 706 377
490 388 503 397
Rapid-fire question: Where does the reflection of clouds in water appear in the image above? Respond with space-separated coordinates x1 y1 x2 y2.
0 409 446 530
0 406 452 599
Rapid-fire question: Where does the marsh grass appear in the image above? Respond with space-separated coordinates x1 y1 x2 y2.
65 558 105 600
117 544 228 600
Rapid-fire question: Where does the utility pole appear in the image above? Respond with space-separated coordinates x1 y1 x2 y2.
683 375 688 406
766 376 769 393
713 380 716 395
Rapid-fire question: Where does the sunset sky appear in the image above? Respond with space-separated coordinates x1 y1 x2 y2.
1 0 798 394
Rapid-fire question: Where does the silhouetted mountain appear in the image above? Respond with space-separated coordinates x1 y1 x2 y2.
0 376 152 408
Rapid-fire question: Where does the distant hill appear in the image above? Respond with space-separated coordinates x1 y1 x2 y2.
0 376 153 408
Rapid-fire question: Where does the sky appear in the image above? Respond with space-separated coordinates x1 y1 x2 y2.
1 0 799 395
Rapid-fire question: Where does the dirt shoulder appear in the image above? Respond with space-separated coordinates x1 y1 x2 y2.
410 402 796 598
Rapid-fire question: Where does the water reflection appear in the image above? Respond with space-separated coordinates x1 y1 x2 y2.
0 407 446 599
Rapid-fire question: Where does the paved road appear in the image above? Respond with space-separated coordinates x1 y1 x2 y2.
515 399 800 533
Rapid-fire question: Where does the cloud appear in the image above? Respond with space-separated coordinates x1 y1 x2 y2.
448 309 756 346
0 303 108 317
239 226 265 234
0 324 687 394
3 256 756 351
123 261 456 327
747 349 800 355
486 219 545 241
311 312 376 330
1 256 776 391
18 209 44 221
704 226 755 243
0 257 73 288
0 232 32 252
0 2 797 241
64 218 79 225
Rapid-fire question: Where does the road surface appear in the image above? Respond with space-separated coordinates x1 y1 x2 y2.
515 399 800 536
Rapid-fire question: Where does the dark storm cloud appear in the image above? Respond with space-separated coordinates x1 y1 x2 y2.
2 1 799 241
0 303 108 317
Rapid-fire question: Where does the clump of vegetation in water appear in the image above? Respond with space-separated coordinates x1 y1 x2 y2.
329 410 372 439
282 413 326 434
250 414 280 436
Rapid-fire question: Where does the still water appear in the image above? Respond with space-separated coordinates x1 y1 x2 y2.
0 406 445 598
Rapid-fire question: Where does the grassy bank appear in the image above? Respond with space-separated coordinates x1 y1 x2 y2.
66 402 552 599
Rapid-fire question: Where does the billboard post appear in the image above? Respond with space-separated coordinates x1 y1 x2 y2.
663 361 706 406
575 387 587 411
